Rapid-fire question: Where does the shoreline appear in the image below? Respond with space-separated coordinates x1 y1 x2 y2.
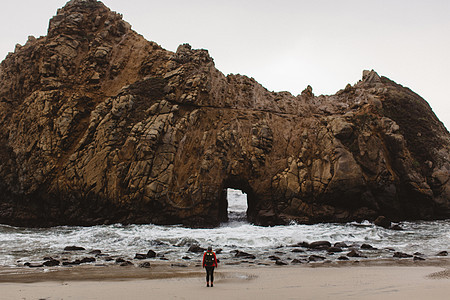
0 263 449 300
0 257 448 283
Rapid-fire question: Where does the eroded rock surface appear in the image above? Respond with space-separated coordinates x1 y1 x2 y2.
0 0 449 227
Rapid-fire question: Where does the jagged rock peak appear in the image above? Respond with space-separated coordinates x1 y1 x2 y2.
48 0 131 38
362 69 382 84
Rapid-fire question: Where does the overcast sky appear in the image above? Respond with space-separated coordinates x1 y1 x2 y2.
1 0 449 129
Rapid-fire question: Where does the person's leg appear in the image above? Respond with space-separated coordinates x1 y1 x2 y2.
206 267 211 286
210 267 215 286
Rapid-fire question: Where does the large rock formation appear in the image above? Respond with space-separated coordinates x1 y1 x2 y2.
0 0 449 227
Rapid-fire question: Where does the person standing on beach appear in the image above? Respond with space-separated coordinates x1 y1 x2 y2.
202 246 218 287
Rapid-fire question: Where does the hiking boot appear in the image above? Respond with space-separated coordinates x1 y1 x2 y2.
211 283 214 287
206 283 210 287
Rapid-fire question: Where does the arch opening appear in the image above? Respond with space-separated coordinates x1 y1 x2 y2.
218 178 256 224
226 188 248 223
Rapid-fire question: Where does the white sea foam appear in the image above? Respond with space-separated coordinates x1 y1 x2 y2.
0 190 448 267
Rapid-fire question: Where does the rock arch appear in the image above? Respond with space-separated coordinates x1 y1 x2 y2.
0 0 448 227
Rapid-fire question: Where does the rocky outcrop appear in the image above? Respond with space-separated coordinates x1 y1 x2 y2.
0 0 449 227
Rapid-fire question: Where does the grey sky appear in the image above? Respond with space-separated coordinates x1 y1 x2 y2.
1 0 449 129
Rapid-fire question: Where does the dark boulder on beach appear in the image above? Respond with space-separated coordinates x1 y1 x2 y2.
291 248 304 253
334 242 348 248
393 252 413 258
43 259 60 266
275 260 288 265
374 216 392 229
360 244 377 250
327 247 343 253
139 262 151 268
308 241 331 250
146 250 157 258
188 245 205 253
0 0 448 229
291 242 310 248
134 253 147 260
89 250 102 255
347 250 365 258
80 257 96 263
64 246 85 251
436 251 448 256
120 261 133 266
414 256 426 261
291 259 305 264
234 250 256 259
338 256 349 261
62 259 82 266
268 255 281 261
309 255 326 262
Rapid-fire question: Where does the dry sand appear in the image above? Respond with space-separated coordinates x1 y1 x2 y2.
0 261 449 300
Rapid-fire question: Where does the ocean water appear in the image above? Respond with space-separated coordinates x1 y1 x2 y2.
0 189 448 267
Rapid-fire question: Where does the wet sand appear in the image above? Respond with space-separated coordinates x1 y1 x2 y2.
0 259 449 300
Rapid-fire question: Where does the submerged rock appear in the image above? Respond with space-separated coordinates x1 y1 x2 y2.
0 0 448 228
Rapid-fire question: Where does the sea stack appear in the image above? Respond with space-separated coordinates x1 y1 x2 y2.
0 0 449 227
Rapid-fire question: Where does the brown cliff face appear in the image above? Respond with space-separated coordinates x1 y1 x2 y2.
0 0 449 227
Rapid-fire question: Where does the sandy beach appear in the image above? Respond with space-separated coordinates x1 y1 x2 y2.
1 259 449 300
